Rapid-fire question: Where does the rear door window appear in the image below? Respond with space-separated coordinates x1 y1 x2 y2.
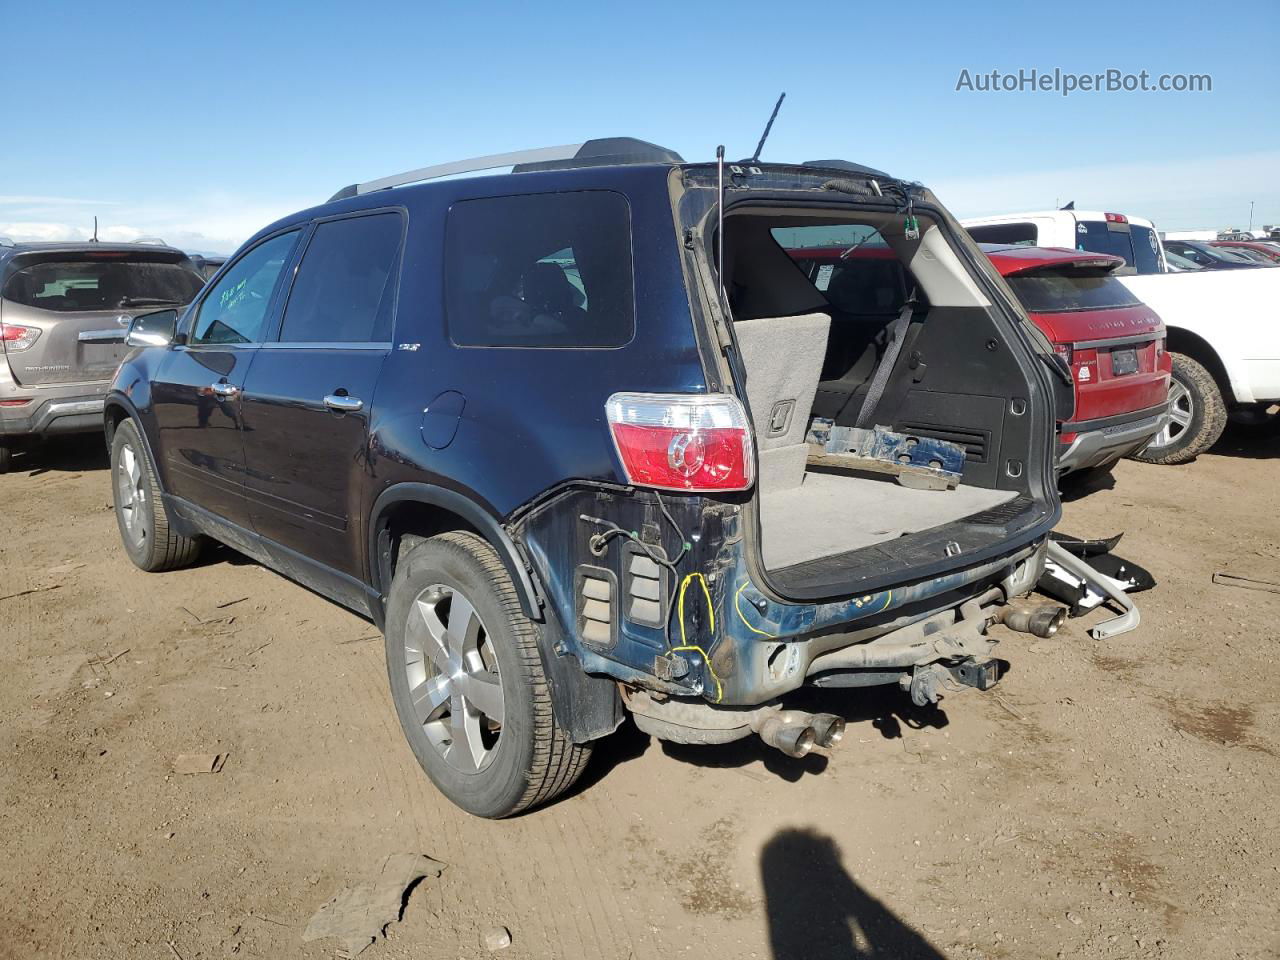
1075 220 1136 266
277 213 403 343
3 258 204 312
445 191 634 348
1128 225 1162 273
773 224 907 315
190 231 299 345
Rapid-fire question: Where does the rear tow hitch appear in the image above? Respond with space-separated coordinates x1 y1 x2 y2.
904 656 1001 706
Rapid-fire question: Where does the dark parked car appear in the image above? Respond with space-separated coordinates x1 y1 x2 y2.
106 139 1065 816
0 239 205 471
1162 239 1269 270
1209 240 1280 265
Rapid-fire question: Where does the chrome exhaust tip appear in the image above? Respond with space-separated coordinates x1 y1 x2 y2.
758 717 817 758
1000 604 1068 639
811 713 846 748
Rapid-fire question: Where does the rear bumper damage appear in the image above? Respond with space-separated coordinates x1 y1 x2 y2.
513 485 1056 724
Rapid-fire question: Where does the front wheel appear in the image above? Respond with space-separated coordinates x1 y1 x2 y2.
1131 352 1227 465
384 531 591 817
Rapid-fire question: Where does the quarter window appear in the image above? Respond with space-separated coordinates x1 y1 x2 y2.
278 213 403 343
190 231 299 345
445 191 634 348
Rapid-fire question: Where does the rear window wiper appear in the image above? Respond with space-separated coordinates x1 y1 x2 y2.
118 296 181 307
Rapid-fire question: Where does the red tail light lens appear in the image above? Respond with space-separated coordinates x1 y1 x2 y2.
1053 341 1073 366
606 392 754 492
1104 212 1128 224
0 323 41 352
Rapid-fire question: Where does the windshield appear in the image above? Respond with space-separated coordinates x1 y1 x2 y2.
3 258 205 312
1006 272 1142 313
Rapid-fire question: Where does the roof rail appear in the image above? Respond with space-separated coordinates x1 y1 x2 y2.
132 236 169 246
0 236 15 247
329 137 684 202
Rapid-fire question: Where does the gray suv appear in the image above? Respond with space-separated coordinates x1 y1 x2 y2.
0 239 205 471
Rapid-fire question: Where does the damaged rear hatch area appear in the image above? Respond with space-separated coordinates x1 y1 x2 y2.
672 164 1062 604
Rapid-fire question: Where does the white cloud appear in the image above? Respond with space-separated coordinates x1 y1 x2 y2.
929 150 1280 232
0 193 315 255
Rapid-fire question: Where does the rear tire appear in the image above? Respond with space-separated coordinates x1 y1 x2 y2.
0 443 11 474
1131 352 1226 465
111 419 201 571
385 531 590 818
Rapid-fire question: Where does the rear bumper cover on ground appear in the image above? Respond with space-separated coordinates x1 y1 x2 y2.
1057 402 1170 473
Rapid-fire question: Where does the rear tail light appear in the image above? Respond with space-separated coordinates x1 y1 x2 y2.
0 323 40 352
0 398 32 407
1104 212 1128 224
1053 342 1073 366
606 392 754 492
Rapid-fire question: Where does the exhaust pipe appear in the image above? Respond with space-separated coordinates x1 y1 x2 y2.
810 713 845 748
757 716 817 758
999 604 1067 639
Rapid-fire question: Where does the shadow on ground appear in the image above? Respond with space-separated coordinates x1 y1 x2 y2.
577 684 949 791
762 827 944 959
1209 416 1280 460
5 436 108 475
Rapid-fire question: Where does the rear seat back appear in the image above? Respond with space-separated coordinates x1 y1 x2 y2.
733 312 831 490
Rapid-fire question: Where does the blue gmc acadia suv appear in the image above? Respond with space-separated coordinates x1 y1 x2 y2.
106 138 1063 816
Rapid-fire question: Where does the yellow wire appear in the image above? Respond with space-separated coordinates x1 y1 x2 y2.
674 573 723 703
734 580 776 638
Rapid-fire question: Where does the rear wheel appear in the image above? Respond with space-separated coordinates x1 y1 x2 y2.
111 419 201 571
0 443 11 474
385 531 590 817
1131 352 1226 465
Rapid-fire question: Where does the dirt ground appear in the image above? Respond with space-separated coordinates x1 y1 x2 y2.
1 422 1277 960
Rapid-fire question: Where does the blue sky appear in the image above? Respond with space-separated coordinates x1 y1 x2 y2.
2 0 1276 253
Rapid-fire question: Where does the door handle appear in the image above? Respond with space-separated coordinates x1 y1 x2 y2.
324 394 364 412
210 382 240 398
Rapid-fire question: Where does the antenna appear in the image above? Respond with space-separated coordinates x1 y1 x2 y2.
749 92 786 164
92 216 99 243
716 144 727 308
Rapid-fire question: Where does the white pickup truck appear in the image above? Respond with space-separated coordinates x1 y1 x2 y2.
963 209 1280 462
1120 268 1280 461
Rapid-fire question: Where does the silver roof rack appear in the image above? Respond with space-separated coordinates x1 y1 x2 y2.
0 236 15 247
329 137 684 202
133 236 169 246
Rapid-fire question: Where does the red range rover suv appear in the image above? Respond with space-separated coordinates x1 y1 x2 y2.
981 245 1171 473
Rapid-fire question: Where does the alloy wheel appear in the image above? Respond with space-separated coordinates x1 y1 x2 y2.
1146 378 1192 451
115 442 149 545
403 583 504 772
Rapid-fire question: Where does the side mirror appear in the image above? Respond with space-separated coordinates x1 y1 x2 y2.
126 309 179 347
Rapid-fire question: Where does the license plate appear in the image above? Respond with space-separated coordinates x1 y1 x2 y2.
1111 347 1138 376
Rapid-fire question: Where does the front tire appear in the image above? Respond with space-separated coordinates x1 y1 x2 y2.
385 531 590 818
111 419 201 571
1131 352 1226 465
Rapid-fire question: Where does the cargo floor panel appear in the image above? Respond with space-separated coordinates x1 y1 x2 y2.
760 471 1019 569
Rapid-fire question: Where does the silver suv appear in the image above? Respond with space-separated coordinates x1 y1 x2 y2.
0 239 205 471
